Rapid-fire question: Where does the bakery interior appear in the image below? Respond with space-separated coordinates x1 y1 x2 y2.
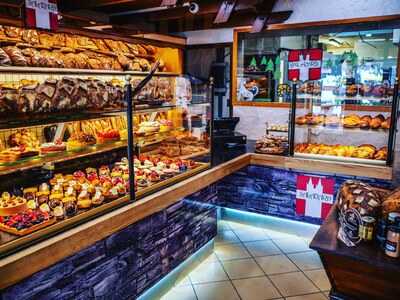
0 1 400 300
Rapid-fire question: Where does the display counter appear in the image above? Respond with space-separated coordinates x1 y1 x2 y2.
310 204 400 300
0 152 392 290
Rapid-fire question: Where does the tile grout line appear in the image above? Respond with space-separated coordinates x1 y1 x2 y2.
241 238 285 300
273 238 328 296
214 238 244 300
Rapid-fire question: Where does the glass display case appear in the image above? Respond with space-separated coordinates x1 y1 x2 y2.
292 29 398 165
0 26 212 257
236 25 399 164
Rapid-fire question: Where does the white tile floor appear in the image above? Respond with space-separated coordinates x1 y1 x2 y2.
160 219 331 300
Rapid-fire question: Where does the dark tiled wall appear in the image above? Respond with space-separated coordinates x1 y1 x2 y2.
212 165 392 225
1 199 217 300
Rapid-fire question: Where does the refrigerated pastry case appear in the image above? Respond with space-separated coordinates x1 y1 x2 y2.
0 26 213 257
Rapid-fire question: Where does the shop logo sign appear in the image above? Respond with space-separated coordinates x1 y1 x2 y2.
25 0 58 31
288 48 323 82
296 175 334 220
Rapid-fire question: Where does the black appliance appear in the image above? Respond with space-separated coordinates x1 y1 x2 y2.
212 117 247 165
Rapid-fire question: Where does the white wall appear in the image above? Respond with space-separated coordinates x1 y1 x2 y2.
183 0 400 45
273 0 400 24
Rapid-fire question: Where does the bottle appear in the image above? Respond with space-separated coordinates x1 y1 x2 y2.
376 218 388 249
388 212 400 225
385 225 400 258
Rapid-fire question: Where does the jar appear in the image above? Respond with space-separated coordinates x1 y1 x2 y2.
376 218 388 249
388 212 400 225
385 225 400 258
359 216 375 241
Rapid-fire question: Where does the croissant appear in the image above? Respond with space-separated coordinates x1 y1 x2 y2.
22 29 39 44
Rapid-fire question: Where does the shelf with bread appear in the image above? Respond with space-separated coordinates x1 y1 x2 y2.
294 143 387 165
0 25 180 74
295 114 391 132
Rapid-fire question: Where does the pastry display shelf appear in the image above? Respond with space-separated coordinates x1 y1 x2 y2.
0 109 126 130
0 105 178 130
0 162 210 256
0 66 181 77
295 125 389 134
135 162 210 199
0 195 130 257
294 152 386 166
297 93 392 103
0 140 127 176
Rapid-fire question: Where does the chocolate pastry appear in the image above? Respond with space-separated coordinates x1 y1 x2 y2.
18 80 39 112
64 201 77 217
52 77 75 110
0 48 11 66
35 79 57 112
3 46 28 66
71 78 88 109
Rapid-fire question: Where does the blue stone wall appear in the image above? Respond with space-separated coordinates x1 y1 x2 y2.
1 163 392 299
213 165 392 225
1 199 217 300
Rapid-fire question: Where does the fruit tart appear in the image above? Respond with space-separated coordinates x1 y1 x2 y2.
0 210 55 236
0 194 28 216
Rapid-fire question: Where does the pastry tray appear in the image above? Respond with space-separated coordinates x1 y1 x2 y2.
294 152 386 166
0 218 56 236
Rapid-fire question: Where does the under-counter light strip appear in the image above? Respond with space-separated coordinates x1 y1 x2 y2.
137 239 214 300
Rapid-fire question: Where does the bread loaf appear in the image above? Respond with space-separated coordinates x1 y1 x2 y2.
0 48 11 66
337 180 383 217
3 46 27 66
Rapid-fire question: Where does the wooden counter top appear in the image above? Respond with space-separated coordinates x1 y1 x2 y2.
0 153 392 289
250 154 392 180
310 205 400 272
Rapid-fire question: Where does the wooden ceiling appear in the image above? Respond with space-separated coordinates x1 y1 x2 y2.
1 0 292 35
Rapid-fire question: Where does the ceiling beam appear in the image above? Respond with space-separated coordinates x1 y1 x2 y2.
111 0 261 24
60 0 139 11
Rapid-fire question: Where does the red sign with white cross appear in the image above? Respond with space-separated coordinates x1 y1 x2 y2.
288 48 323 82
25 0 58 31
296 175 335 220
